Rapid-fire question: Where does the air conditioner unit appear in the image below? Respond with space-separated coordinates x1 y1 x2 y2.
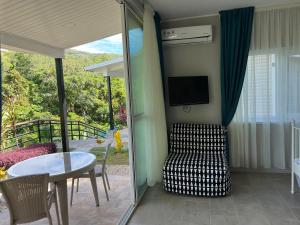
161 25 212 45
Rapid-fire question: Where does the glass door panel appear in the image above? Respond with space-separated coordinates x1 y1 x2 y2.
123 5 148 201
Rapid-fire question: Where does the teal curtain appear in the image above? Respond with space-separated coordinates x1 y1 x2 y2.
220 7 254 127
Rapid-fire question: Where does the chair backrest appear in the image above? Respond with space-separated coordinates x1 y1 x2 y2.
102 142 112 171
0 174 50 224
170 123 227 154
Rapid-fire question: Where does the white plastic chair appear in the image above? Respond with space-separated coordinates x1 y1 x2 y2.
70 142 112 206
0 174 60 225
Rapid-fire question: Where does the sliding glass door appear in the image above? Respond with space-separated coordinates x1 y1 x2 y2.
122 3 148 202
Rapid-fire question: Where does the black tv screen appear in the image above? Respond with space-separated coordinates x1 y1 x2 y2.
168 76 209 106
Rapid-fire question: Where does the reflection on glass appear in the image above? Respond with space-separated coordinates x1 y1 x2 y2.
126 9 147 198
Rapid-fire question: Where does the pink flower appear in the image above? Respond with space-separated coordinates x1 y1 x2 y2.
0 143 56 169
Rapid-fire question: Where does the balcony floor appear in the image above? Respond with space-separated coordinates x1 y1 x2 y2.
0 171 132 225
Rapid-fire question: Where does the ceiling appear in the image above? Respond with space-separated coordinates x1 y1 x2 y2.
147 0 300 20
0 0 121 51
85 57 124 77
1 0 299 56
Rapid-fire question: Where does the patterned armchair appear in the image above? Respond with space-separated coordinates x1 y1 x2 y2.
163 123 231 197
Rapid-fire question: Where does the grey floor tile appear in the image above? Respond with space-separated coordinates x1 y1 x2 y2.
128 172 300 225
256 193 286 208
238 213 271 225
236 202 264 216
270 218 300 225
210 215 239 225
211 197 237 216
290 207 300 221
262 205 297 224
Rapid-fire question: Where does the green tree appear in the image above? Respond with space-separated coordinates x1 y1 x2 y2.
1 49 127 149
2 64 30 147
11 53 33 79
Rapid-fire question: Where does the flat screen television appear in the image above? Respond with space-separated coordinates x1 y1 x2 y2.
168 76 209 106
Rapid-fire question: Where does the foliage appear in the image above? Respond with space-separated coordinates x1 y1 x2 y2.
2 63 31 147
116 106 127 126
89 146 129 165
1 50 127 147
0 143 56 169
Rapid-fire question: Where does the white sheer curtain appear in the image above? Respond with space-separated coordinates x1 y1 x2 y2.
230 7 300 169
142 4 168 185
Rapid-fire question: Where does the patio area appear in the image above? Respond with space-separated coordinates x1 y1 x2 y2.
0 123 131 224
55 128 129 153
0 173 132 225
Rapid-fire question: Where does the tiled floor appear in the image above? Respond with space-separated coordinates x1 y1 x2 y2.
129 172 300 225
2 172 300 225
0 174 132 225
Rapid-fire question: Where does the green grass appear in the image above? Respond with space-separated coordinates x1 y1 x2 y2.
89 147 129 165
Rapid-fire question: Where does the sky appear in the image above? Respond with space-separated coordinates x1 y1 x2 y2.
72 33 123 54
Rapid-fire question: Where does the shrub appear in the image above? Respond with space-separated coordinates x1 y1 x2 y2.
0 143 56 169
118 106 127 124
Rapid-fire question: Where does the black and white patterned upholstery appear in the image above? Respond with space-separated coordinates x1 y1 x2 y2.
163 123 231 196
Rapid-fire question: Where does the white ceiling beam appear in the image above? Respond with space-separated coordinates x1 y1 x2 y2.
0 32 64 58
105 71 124 77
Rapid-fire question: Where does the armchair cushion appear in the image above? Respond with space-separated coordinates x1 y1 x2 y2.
163 123 231 197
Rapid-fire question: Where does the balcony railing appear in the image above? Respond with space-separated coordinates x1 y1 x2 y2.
1 119 107 151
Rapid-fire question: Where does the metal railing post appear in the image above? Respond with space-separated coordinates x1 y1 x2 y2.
70 121 74 140
37 120 42 143
49 120 53 143
2 119 107 150
78 121 81 140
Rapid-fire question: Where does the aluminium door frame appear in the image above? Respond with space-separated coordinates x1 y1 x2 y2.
117 1 147 225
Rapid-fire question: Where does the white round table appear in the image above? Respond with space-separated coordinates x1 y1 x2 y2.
7 152 99 225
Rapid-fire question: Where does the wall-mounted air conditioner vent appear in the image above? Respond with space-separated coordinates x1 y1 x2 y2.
162 25 212 45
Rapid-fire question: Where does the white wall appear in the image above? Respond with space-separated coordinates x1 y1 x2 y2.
161 15 221 125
